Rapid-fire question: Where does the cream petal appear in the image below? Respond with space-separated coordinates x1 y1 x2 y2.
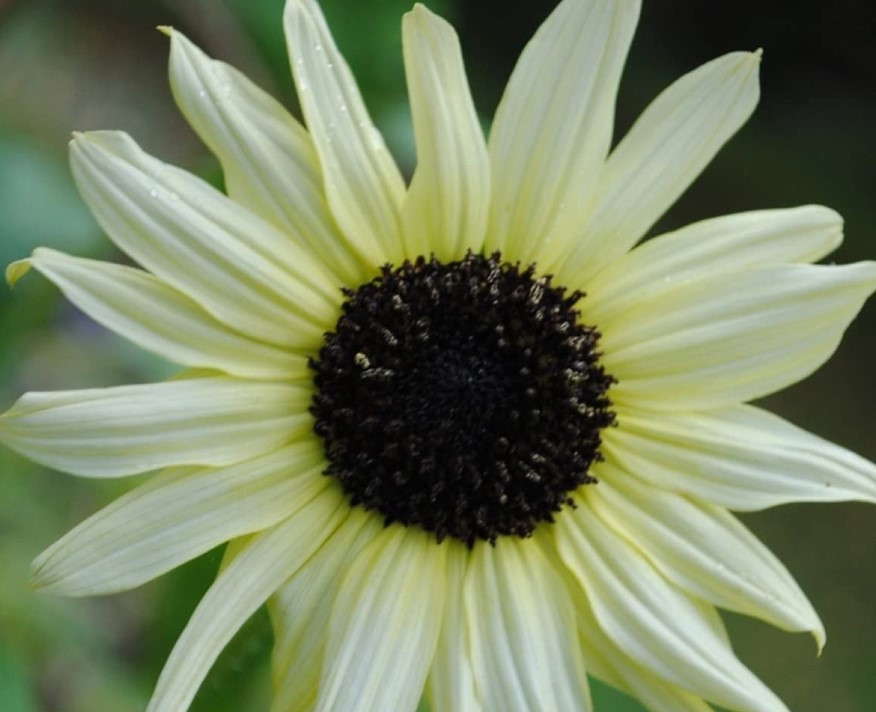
486 0 640 265
268 510 382 712
284 0 406 265
585 205 844 325
538 534 713 712
145 487 348 712
553 50 761 285
69 131 339 349
574 593 713 712
602 262 876 409
604 404 876 510
426 542 482 712
314 526 446 712
27 248 304 380
557 509 788 711
591 652 713 712
31 441 328 597
400 5 489 261
167 30 369 286
0 377 309 477
590 464 824 648
465 539 591 712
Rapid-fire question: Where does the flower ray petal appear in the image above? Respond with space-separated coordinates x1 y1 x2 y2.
591 464 825 648
31 441 328 596
574 593 713 712
426 542 482 712
69 131 338 348
167 30 369 286
487 0 640 264
586 205 844 325
603 262 876 408
401 4 490 261
538 534 714 712
145 488 348 712
465 539 592 712
0 377 310 477
268 509 382 712
557 509 788 711
604 404 876 509
28 248 305 380
554 50 761 284
314 526 446 712
284 0 406 265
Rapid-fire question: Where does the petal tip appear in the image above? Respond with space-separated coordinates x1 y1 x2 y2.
721 49 761 77
157 24 174 38
852 260 876 289
69 131 93 152
807 204 843 225
739 48 763 75
6 258 33 288
283 0 311 23
70 130 137 162
408 3 432 19
814 628 826 656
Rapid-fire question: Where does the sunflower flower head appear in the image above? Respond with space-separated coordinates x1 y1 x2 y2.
2 1 875 711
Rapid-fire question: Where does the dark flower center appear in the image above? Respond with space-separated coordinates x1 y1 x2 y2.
309 252 615 545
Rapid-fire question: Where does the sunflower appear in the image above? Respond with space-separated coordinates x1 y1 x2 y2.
3 0 875 710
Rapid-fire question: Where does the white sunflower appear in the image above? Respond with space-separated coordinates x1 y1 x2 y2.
2 1 875 711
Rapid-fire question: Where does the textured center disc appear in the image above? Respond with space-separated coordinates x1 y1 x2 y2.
309 252 615 544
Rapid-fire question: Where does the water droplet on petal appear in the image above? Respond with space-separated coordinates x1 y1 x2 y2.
368 127 386 152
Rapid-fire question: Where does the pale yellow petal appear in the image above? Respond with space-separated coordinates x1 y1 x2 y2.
591 464 825 649
585 205 843 325
552 50 761 284
284 0 405 264
401 4 489 261
426 541 482 712
167 30 369 286
146 487 347 712
69 131 339 348
30 248 305 379
0 377 309 477
486 0 640 265
314 525 446 712
604 404 876 509
603 262 876 409
574 593 713 712
31 441 328 596
465 539 591 712
558 508 788 711
269 509 382 712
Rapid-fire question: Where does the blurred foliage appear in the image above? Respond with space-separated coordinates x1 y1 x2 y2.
0 0 874 710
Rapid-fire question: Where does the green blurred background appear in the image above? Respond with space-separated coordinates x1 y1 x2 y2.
0 0 873 710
